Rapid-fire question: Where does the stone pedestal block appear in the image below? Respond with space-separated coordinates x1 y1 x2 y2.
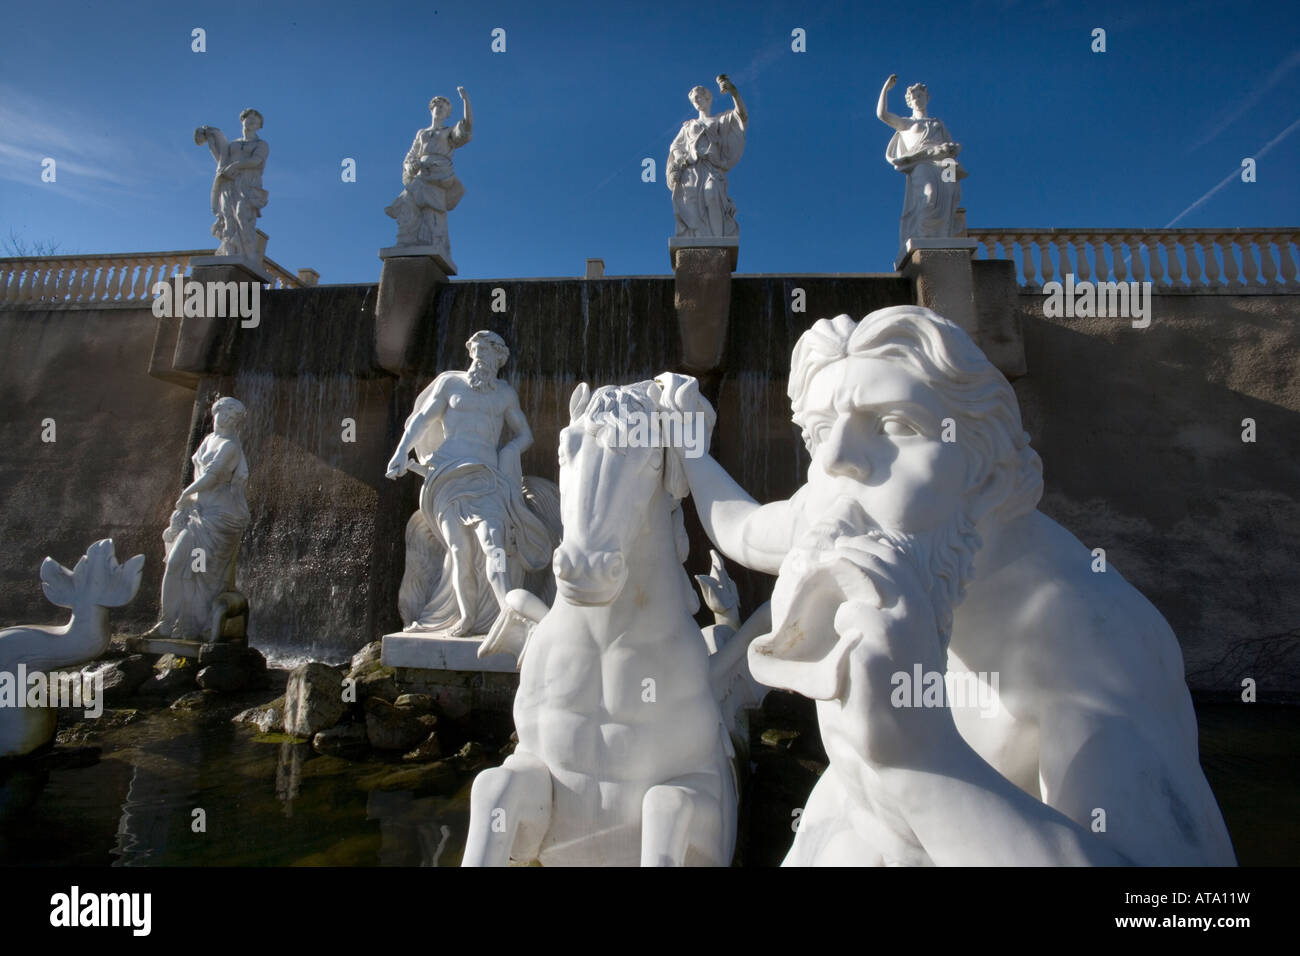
671 239 738 374
375 251 453 375
381 631 518 674
170 259 270 375
899 239 980 341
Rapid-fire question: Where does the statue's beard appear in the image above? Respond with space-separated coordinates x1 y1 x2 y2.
467 360 499 391
798 497 981 648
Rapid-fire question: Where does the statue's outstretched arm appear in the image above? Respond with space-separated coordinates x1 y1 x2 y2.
876 73 906 131
454 85 473 144
718 74 747 127
684 454 792 575
386 380 448 478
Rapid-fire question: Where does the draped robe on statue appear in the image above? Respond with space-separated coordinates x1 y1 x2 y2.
668 109 746 238
886 116 966 262
398 375 558 634
162 436 249 639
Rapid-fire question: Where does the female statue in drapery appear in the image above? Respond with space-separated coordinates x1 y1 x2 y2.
877 76 967 264
194 109 269 260
386 88 473 258
667 75 748 238
146 397 250 641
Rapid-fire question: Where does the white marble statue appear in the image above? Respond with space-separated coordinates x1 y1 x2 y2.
146 396 250 642
0 540 144 757
667 305 1236 866
386 88 473 258
386 331 560 636
667 74 747 239
464 377 762 866
877 76 966 262
194 109 269 261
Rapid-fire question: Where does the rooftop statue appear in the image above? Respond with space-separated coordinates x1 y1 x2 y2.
877 76 967 263
385 88 473 260
668 74 747 239
194 109 269 261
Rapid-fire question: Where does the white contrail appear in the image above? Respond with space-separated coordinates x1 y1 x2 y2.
1164 115 1300 228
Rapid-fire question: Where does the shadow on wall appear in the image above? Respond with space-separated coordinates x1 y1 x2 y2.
1013 297 1300 697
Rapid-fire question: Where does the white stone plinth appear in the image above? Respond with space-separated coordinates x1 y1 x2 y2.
378 246 457 276
381 630 517 673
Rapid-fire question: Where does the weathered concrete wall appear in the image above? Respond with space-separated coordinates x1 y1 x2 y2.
0 306 194 630
1012 293 1300 698
3 277 1296 697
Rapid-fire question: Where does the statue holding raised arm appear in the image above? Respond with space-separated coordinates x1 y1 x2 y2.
194 109 269 261
877 76 966 263
667 74 747 238
386 88 473 259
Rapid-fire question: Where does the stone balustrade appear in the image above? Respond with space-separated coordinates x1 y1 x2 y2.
968 228 1300 293
0 251 304 308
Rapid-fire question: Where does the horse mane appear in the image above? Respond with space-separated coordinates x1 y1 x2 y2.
568 380 699 614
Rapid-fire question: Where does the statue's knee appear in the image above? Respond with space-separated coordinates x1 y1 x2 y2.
643 785 692 820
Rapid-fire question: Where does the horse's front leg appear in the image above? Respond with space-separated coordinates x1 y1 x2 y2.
641 772 723 867
462 750 553 866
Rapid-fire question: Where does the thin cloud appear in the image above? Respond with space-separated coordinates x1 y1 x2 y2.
0 84 187 198
1190 47 1300 151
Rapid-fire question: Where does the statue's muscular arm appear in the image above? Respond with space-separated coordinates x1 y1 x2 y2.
683 454 797 575
386 376 451 477
500 387 533 458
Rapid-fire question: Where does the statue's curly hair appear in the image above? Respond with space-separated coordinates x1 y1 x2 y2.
788 306 1043 525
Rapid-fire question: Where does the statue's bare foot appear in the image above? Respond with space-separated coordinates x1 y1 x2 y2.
449 618 472 637
143 621 171 639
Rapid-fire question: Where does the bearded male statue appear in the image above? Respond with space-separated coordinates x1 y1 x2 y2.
666 305 1235 865
386 331 560 636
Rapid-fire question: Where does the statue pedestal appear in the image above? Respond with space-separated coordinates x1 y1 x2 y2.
898 239 980 340
670 238 738 374
380 630 518 674
375 249 455 375
167 258 272 375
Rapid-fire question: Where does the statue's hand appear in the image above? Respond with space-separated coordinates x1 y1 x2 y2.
651 372 717 453
883 73 898 91
696 549 739 620
385 454 408 480
826 535 958 769
457 85 468 99
716 73 735 95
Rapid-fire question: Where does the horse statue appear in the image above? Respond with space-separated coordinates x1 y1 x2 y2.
463 376 763 866
0 539 144 757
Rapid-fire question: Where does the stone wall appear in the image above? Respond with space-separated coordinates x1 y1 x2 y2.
2 277 1296 696
0 306 194 630
1012 293 1300 698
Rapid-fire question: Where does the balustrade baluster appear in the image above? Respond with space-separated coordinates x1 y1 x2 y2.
1256 234 1280 289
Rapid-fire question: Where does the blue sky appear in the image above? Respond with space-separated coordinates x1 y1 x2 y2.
2 0 1297 282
